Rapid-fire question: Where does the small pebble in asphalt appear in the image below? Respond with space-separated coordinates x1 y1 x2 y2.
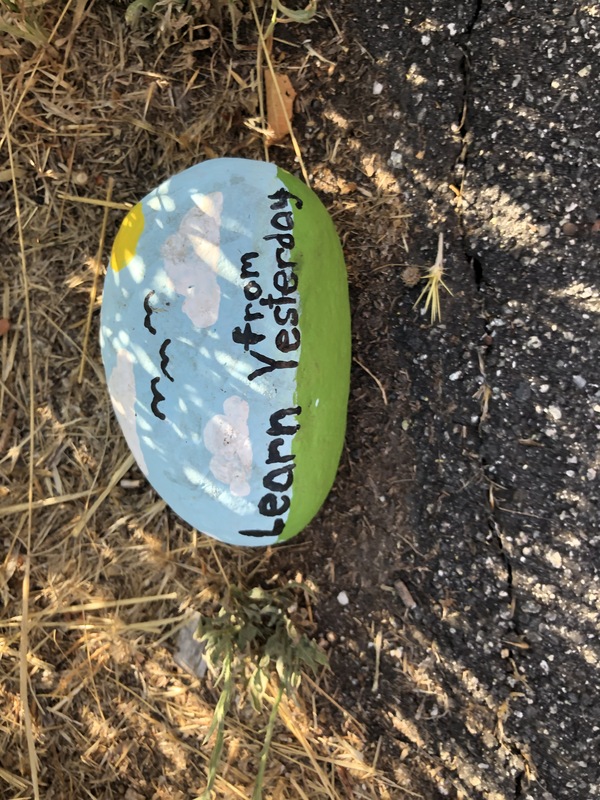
337 591 349 606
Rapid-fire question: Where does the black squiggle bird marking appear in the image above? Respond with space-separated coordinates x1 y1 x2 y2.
144 290 157 335
150 377 166 420
159 339 174 382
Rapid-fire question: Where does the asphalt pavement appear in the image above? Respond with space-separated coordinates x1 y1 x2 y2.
339 2 600 797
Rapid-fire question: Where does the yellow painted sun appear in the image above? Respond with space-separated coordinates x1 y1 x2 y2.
110 202 145 272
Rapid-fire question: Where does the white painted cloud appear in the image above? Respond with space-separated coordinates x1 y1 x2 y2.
108 349 148 475
203 396 253 497
161 192 224 328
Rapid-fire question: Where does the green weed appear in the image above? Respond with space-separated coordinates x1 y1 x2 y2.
0 0 48 45
123 0 183 27
196 581 328 800
123 0 317 28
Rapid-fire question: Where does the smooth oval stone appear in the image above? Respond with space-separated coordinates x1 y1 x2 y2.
101 158 350 546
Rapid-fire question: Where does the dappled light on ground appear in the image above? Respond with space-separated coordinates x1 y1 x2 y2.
2 1 599 799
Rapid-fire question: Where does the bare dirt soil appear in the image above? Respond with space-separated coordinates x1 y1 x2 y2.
1 2 599 800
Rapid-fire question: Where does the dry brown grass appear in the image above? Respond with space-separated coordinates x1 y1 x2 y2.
0 2 401 798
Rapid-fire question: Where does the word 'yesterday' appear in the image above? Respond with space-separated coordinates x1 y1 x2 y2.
234 187 304 537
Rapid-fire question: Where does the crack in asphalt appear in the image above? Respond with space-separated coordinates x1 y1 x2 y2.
514 769 524 800
452 0 480 279
466 0 483 36
452 5 533 796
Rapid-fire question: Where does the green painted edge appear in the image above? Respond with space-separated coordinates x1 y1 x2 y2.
275 168 351 541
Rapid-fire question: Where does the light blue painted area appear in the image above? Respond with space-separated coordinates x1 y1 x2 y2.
100 159 302 546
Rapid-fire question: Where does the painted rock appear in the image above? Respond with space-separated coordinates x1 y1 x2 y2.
100 158 350 546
